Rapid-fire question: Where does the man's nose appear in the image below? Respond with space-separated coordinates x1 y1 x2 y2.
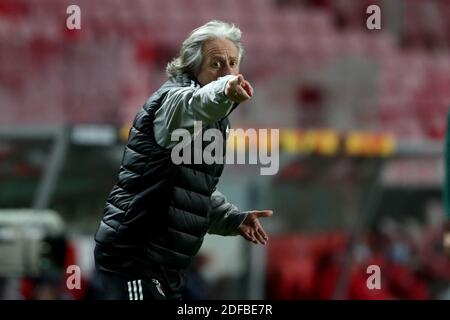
220 64 234 76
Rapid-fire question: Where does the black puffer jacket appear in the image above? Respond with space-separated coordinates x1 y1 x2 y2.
94 75 229 288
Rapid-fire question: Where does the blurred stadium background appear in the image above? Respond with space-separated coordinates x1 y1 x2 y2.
0 0 449 299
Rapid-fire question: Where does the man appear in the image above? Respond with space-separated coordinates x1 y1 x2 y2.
94 20 273 300
443 110 450 254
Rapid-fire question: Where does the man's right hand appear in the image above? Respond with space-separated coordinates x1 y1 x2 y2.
225 74 254 103
444 220 450 255
444 232 450 255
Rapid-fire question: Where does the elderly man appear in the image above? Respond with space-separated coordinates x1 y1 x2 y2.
94 20 273 300
444 111 450 254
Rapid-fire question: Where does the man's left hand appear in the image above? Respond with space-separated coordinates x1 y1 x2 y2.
238 210 273 245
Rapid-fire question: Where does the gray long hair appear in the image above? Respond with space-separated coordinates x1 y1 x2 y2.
166 20 244 78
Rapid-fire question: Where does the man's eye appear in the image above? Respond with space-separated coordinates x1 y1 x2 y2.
212 61 221 68
230 61 237 67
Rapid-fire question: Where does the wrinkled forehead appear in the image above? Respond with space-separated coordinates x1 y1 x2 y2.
202 38 239 60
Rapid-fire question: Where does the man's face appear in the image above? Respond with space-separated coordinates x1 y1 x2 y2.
196 38 240 86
